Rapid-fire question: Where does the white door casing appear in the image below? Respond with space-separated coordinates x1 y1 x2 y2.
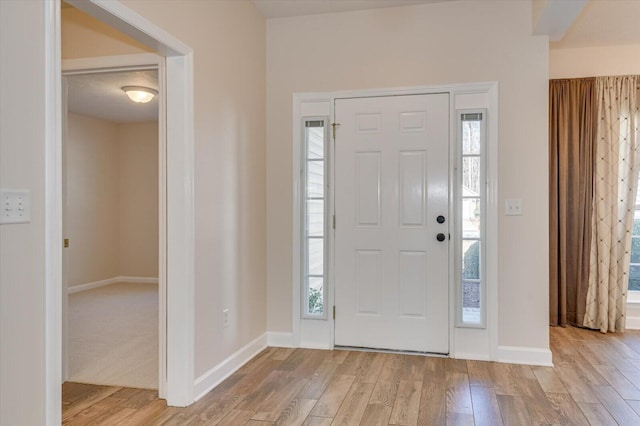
334 93 450 353
46 1 195 422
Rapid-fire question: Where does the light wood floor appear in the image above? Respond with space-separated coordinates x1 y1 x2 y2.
62 326 640 425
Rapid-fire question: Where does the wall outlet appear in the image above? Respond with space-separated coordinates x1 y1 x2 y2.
223 309 230 328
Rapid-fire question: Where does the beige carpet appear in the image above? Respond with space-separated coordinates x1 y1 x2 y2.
68 282 158 390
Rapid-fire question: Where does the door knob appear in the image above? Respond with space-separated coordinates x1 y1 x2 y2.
436 233 446 242
436 215 446 224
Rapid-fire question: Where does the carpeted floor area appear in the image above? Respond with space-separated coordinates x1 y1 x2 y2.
68 282 158 390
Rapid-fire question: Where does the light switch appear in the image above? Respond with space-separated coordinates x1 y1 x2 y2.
505 198 522 216
1 189 31 224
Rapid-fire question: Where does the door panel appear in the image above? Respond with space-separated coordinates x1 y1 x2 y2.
355 152 381 226
334 93 450 353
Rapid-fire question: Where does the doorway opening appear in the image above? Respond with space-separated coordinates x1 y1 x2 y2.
46 0 195 421
63 68 160 390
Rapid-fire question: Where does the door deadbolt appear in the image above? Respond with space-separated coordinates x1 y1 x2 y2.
436 233 446 242
436 215 446 224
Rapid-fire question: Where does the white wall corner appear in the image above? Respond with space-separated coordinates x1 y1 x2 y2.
193 333 267 401
497 345 553 367
267 331 295 348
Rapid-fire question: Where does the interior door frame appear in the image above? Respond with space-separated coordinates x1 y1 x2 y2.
292 83 499 360
45 1 195 423
61 52 167 396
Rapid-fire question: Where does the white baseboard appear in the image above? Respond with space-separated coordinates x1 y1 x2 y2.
627 299 640 330
193 333 267 401
497 345 553 366
267 331 294 348
453 352 491 361
68 276 159 293
68 277 119 294
119 276 159 284
300 340 332 350
626 316 640 330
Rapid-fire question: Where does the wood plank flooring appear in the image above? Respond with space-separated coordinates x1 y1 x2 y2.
62 326 640 425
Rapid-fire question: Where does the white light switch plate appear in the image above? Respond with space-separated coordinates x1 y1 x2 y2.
505 198 522 216
1 189 31 224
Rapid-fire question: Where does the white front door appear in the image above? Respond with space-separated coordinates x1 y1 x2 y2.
334 93 450 354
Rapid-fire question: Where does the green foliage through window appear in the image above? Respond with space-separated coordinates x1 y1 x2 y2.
463 241 480 279
308 287 324 314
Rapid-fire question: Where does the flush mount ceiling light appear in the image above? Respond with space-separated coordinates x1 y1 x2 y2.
121 86 158 103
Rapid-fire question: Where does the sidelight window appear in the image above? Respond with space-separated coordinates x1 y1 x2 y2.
629 177 640 295
301 119 328 318
457 111 486 327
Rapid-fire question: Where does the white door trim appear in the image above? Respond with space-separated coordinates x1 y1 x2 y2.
46 1 195 423
61 53 167 397
44 3 63 423
292 82 499 360
61 53 161 74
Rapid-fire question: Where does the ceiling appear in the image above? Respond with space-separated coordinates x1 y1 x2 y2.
550 0 640 49
252 0 449 18
66 70 159 123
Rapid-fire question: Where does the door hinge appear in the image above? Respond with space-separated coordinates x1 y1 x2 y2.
333 305 336 320
331 122 340 140
333 214 336 229
63 238 69 248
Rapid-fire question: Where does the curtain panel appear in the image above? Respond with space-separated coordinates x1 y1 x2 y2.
549 78 597 327
585 75 640 333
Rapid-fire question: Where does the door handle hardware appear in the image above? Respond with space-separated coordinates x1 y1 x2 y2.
331 122 341 139
436 233 446 242
436 215 446 224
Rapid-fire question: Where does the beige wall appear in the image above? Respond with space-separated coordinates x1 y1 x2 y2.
118 122 159 278
266 1 550 350
550 44 640 79
66 115 159 288
62 6 151 59
119 0 267 378
66 113 120 287
0 1 47 424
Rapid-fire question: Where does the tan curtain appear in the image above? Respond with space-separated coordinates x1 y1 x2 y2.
585 75 640 333
549 78 596 327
